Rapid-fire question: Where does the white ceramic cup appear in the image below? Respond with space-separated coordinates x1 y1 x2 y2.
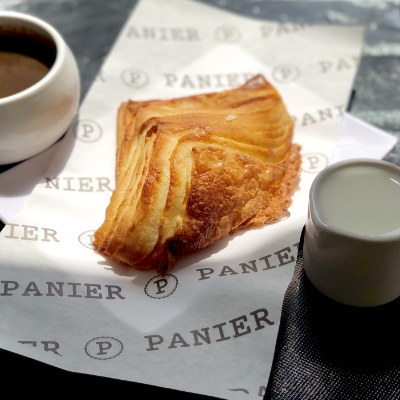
0 11 80 165
303 159 400 307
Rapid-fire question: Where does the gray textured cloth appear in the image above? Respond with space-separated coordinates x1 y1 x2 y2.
265 228 400 399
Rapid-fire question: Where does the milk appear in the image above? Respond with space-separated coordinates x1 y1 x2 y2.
315 164 400 237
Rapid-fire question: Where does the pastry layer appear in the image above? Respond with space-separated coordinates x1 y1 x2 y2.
93 75 301 275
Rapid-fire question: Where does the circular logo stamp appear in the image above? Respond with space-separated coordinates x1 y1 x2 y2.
78 230 96 249
144 274 178 299
73 120 102 143
215 25 241 43
121 68 149 88
302 153 329 174
272 65 300 83
85 337 123 360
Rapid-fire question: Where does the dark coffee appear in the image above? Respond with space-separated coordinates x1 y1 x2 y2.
0 26 57 99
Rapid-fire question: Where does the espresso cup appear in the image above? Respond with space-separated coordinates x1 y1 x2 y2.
303 159 400 307
0 11 80 165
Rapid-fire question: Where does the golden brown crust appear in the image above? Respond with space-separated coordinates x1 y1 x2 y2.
93 75 301 275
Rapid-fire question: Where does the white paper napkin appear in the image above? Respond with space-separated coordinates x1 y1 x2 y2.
332 112 397 162
0 1 368 399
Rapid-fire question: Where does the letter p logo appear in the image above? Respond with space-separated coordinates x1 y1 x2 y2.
73 120 102 143
96 341 112 355
144 275 178 299
81 123 94 138
121 68 149 88
215 26 241 42
272 65 300 83
153 279 168 295
302 153 329 173
85 337 123 360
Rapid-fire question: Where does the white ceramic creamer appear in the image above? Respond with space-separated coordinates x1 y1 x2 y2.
303 159 400 307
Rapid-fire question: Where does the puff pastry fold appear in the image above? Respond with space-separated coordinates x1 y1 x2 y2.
93 75 301 275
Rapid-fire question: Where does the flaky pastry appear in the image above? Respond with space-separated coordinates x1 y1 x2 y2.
93 75 301 275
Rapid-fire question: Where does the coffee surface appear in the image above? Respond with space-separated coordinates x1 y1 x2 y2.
0 51 50 98
0 28 56 99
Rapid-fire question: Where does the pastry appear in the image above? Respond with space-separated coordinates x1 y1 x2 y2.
93 75 301 275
